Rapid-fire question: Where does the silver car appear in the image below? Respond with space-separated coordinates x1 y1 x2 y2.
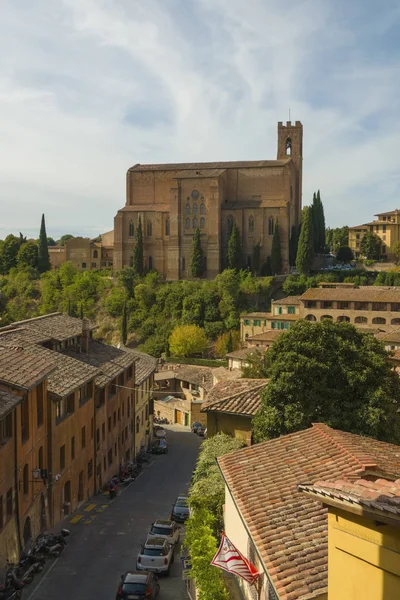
147 520 180 547
171 496 190 523
136 537 174 575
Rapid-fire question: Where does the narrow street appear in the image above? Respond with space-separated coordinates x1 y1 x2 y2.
25 426 202 600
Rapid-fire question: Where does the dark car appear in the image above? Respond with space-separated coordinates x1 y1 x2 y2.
191 422 202 433
151 438 168 454
197 426 206 437
116 571 160 599
171 496 190 522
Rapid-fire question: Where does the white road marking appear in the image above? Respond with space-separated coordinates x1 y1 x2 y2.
27 554 60 599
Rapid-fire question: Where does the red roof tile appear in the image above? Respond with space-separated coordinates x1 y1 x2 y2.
218 424 400 599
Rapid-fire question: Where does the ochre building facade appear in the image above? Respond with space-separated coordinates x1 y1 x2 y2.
114 121 303 279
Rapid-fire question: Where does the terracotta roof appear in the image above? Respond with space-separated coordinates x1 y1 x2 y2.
226 348 256 360
272 296 301 306
374 209 400 216
298 478 400 519
210 367 243 383
126 349 157 385
268 314 299 321
61 340 137 388
247 331 283 343
349 223 368 229
0 387 22 418
129 159 290 172
0 313 96 343
377 327 400 344
0 346 55 391
202 379 267 416
0 332 98 398
300 286 400 303
241 312 271 319
165 364 214 391
218 423 400 600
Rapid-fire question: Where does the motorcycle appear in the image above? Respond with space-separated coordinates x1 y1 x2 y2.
34 529 70 558
0 570 24 600
108 478 118 499
6 560 33 587
18 540 45 575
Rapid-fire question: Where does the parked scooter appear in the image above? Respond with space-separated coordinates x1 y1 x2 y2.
34 529 70 558
5 560 33 587
108 478 118 499
0 569 24 600
18 540 45 575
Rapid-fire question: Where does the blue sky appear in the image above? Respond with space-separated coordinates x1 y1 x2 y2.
1 0 400 239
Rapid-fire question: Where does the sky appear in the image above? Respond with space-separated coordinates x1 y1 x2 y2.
1 0 400 240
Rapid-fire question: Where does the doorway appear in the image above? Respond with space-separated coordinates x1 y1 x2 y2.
78 471 84 502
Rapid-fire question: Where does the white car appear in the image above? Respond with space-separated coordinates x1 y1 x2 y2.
147 520 180 547
136 537 174 575
154 428 167 438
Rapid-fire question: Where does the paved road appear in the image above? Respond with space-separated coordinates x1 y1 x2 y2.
25 426 202 600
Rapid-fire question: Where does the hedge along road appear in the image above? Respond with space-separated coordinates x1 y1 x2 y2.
25 425 202 600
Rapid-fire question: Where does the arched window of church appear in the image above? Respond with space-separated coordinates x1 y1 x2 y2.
248 216 254 235
192 203 198 215
200 203 206 215
268 216 274 236
185 217 190 229
286 137 292 156
93 250 98 259
227 215 234 234
165 218 170 236
200 217 205 230
193 217 198 229
147 221 152 237
185 204 190 215
148 256 153 270
129 222 134 237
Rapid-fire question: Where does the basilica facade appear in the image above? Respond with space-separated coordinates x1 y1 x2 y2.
113 121 303 279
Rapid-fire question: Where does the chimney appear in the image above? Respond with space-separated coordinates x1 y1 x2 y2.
81 318 90 353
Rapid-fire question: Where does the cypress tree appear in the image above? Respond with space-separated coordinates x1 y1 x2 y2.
311 193 319 254
132 217 144 276
191 227 204 278
121 300 128 345
270 223 282 275
226 331 233 353
227 223 242 271
261 256 272 276
37 214 51 273
296 206 314 275
317 190 326 253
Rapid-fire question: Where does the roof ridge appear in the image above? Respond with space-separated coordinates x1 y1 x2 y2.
204 381 267 408
7 312 62 327
312 423 377 471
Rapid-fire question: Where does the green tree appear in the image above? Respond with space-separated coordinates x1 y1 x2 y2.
37 214 51 273
58 234 74 246
360 231 382 260
336 246 354 263
191 227 205 278
270 223 282 275
227 223 242 270
118 267 136 297
226 330 233 353
132 217 144 276
252 242 261 275
296 206 314 275
121 300 128 345
0 234 20 274
47 237 57 247
261 256 272 276
289 225 299 266
80 303 84 319
17 242 38 270
311 190 326 253
252 320 400 444
326 226 349 253
169 324 208 357
392 240 400 264
241 349 269 378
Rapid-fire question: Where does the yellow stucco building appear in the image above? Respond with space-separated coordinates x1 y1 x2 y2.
299 478 400 600
349 208 400 260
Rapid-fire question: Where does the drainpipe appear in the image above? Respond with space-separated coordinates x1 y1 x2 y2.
14 405 22 555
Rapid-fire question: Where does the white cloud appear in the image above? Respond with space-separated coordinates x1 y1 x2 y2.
0 0 399 239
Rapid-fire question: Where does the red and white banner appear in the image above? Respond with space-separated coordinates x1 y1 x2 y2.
211 532 260 585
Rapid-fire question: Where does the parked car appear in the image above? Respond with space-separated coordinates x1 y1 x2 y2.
147 520 180 547
136 537 174 575
197 425 206 437
154 428 167 438
151 438 168 454
191 422 202 433
116 571 160 599
171 496 190 523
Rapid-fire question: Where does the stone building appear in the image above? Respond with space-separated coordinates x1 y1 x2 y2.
113 121 303 279
349 209 400 260
48 232 114 271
